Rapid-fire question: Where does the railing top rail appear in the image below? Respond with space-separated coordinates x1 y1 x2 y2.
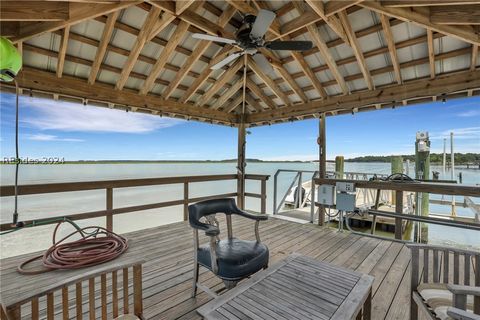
315 178 480 197
1 174 269 197
274 169 389 176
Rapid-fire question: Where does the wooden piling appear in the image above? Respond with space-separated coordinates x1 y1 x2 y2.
391 156 403 205
415 137 430 242
335 156 344 179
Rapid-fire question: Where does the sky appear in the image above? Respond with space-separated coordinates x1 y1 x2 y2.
0 92 479 161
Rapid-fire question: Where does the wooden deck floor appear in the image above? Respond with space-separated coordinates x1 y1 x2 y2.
2 216 412 319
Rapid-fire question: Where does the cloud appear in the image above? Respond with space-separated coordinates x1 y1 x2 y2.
430 127 480 140
25 134 84 142
457 110 480 117
19 96 182 133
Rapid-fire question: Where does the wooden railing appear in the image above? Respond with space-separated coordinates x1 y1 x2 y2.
313 178 480 240
0 174 269 231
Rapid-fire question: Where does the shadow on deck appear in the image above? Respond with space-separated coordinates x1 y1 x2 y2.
2 216 411 319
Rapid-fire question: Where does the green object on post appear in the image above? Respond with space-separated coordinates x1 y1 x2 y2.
335 156 344 179
0 37 22 82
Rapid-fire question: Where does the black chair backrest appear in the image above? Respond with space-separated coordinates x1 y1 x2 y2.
189 198 238 227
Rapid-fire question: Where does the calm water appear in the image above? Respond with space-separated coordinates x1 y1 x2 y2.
1 162 479 258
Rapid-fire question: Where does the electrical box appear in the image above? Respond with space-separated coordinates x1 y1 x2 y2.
336 182 356 193
336 193 356 212
416 131 429 140
317 184 335 206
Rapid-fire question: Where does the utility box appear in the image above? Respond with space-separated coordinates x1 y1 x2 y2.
317 184 335 205
336 182 356 193
336 193 356 211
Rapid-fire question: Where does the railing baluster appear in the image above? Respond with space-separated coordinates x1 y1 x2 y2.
183 182 189 221
261 178 266 214
62 286 69 320
133 264 143 317
101 274 107 320
31 297 39 320
76 282 82 319
106 188 113 231
123 267 129 314
423 248 429 283
443 250 449 283
475 254 480 315
433 249 439 283
112 270 119 318
89 278 95 320
454 252 460 284
47 292 54 320
464 254 470 285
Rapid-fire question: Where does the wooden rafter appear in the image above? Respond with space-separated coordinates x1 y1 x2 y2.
360 1 480 46
175 0 196 15
307 23 349 93
273 64 309 103
430 5 480 25
0 1 70 21
226 94 244 114
472 45 479 71
379 14 402 84
211 81 243 110
179 45 237 103
140 20 190 95
248 57 290 106
248 69 480 123
325 1 365 17
56 26 70 78
115 6 162 91
246 78 277 110
7 68 237 124
304 0 350 46
245 93 264 112
147 12 175 42
7 1 139 43
427 30 435 79
162 4 236 100
196 58 244 107
382 0 480 7
338 10 374 90
88 10 119 85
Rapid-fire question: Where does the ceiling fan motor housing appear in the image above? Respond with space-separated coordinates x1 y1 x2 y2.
236 15 265 50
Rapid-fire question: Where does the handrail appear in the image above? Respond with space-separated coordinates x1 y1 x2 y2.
0 174 269 232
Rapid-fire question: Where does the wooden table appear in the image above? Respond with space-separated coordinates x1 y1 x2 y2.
197 253 374 320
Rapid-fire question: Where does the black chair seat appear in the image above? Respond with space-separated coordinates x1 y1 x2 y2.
197 238 269 280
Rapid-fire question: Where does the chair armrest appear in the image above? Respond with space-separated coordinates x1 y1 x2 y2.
447 307 480 320
233 208 268 221
189 220 220 237
448 285 480 297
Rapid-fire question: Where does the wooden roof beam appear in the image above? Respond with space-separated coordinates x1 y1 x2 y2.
379 14 402 84
175 0 196 15
116 6 162 91
9 67 237 124
472 45 479 71
304 0 350 46
246 78 277 110
0 1 69 21
196 58 244 107
56 26 70 78
360 1 480 46
338 10 374 90
247 69 480 123
140 20 190 95
88 10 119 85
226 94 244 114
162 5 236 99
211 81 243 110
430 5 480 25
382 0 480 7
248 56 290 107
245 93 264 112
325 1 365 17
8 1 138 43
427 30 435 79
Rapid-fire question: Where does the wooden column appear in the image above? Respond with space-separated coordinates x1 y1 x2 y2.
237 120 246 209
391 156 403 205
260 179 266 214
183 182 189 221
318 113 326 226
395 190 403 240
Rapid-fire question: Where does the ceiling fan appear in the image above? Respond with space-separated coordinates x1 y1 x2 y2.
191 9 313 75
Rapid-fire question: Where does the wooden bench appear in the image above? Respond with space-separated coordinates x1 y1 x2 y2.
0 257 144 319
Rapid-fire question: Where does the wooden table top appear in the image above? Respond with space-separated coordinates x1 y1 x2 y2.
197 253 374 320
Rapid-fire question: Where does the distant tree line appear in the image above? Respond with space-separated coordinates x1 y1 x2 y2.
345 153 480 164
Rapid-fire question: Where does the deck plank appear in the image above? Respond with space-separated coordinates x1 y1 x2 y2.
1 216 412 320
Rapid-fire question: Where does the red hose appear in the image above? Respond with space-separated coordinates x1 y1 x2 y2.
18 222 128 275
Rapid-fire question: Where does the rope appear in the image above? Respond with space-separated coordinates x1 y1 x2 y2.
17 221 128 275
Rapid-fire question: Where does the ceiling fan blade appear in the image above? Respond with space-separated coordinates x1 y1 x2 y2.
252 53 274 76
211 52 244 70
192 33 236 45
266 41 313 51
250 9 276 39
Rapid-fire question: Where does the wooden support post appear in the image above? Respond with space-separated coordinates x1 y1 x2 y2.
133 264 143 318
391 156 403 205
318 113 326 226
335 156 344 179
395 190 403 240
183 182 189 221
237 121 246 209
106 188 113 231
415 136 430 242
261 179 266 214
